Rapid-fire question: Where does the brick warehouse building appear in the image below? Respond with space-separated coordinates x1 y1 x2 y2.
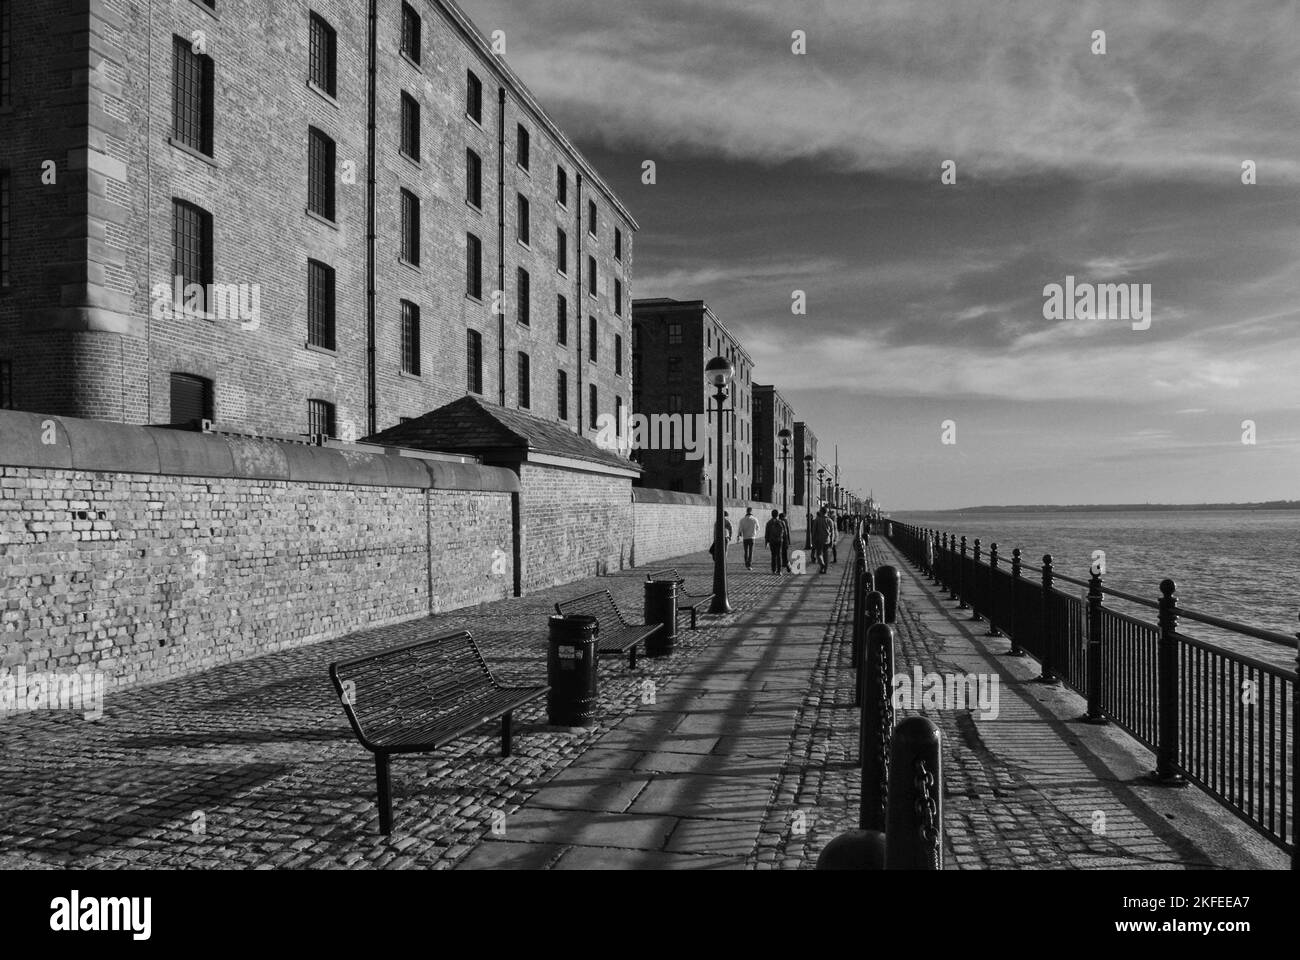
0 0 636 442
630 297 754 499
751 382 795 510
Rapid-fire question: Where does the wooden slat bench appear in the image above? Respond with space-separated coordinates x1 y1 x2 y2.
644 567 714 629
554 590 660 669
329 629 548 835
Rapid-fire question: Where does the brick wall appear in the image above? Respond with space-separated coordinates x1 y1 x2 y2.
517 462 631 591
629 488 807 567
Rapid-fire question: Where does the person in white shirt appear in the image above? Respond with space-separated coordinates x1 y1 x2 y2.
737 507 760 570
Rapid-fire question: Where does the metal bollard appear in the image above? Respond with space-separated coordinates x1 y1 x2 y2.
1154 580 1187 786
814 826 886 870
884 716 944 870
874 565 901 624
855 589 885 707
859 622 895 831
643 578 679 658
851 557 873 671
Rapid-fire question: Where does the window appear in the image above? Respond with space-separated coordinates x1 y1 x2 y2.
588 316 598 363
556 166 567 206
667 322 682 344
668 393 683 412
557 370 568 420
556 227 567 274
0 170 8 288
308 399 336 439
465 149 481 208
172 36 214 155
589 384 597 428
466 232 482 298
466 329 483 393
307 259 335 349
466 70 482 123
556 295 567 345
588 199 597 236
400 92 420 160
170 373 213 424
516 194 529 245
400 3 421 64
0 359 13 408
516 267 530 326
615 227 623 261
517 352 530 408
587 256 597 297
615 396 624 438
0 0 10 107
308 127 336 220
172 199 213 304
401 300 420 375
400 189 419 265
517 124 530 170
614 278 622 316
615 334 623 376
309 13 337 96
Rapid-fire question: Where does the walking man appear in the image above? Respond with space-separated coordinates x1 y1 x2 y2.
778 512 792 572
764 509 784 574
813 507 835 574
738 507 759 570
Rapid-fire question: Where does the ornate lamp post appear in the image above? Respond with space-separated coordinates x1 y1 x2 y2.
705 355 734 614
803 454 813 549
778 427 792 517
817 467 827 509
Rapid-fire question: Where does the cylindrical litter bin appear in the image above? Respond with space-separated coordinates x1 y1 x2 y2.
644 578 679 658
547 614 599 726
874 565 901 624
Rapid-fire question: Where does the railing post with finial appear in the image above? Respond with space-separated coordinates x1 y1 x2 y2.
1036 554 1060 684
969 538 983 621
946 534 957 601
1155 579 1187 786
987 543 1002 637
1083 563 1108 724
958 536 969 609
1008 548 1024 656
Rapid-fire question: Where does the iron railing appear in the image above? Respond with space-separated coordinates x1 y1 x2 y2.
889 521 1297 865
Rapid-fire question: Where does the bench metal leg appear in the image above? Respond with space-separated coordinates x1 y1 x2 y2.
501 711 513 758
375 753 394 835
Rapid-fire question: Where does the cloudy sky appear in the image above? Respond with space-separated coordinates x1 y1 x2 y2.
462 0 1300 510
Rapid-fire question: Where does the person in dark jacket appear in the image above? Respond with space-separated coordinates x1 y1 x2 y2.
764 510 785 574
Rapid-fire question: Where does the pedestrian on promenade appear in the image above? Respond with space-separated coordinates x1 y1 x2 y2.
813 507 835 574
738 507 759 570
709 510 733 557
778 512 792 571
829 509 838 564
764 510 784 574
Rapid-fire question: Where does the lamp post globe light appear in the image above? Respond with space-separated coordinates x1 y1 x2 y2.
803 454 814 549
705 355 734 614
778 427 792 518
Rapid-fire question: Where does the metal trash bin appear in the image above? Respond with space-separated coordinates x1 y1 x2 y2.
547 614 599 727
644 578 679 658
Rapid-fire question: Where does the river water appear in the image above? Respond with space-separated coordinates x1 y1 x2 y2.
893 509 1299 666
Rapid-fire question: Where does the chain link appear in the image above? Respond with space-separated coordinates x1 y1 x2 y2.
913 757 940 863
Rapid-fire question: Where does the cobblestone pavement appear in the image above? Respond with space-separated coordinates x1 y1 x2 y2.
2 533 1284 870
784 537 1287 870
0 542 825 870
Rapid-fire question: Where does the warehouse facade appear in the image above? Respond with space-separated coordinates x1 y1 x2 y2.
0 0 636 442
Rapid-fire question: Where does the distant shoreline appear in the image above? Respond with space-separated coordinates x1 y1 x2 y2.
900 501 1300 514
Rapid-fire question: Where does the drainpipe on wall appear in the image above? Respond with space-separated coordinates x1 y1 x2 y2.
497 87 506 407
365 0 378 435
510 490 522 598
575 173 583 431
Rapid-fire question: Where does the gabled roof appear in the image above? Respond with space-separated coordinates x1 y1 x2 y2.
364 396 638 473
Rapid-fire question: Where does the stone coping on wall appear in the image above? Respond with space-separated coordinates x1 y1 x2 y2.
631 486 782 513
0 409 520 493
